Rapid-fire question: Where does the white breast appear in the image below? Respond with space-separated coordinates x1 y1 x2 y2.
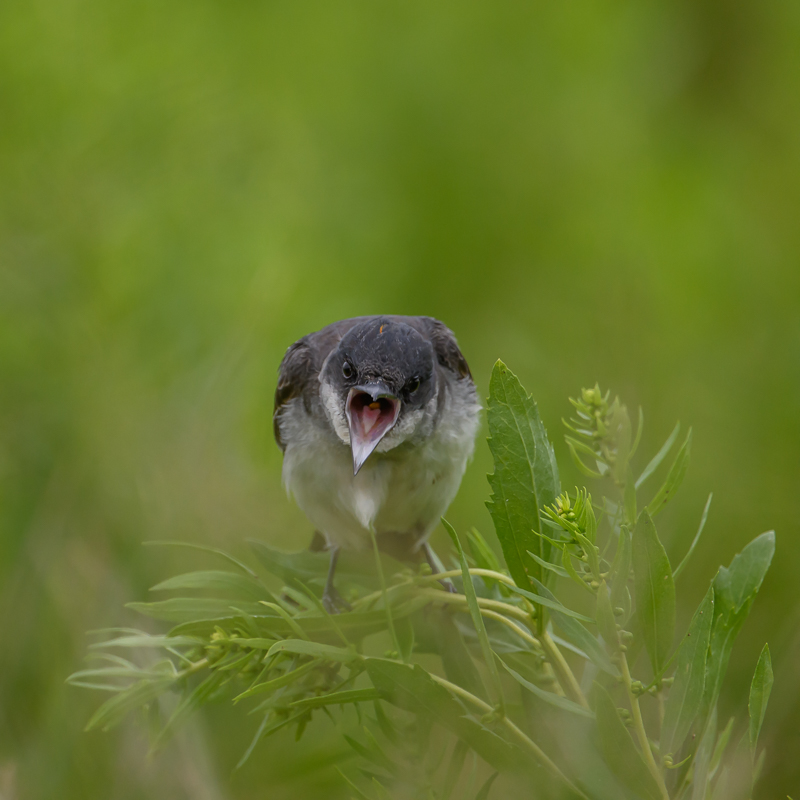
281 381 480 552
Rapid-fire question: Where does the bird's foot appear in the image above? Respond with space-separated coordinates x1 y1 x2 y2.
441 577 457 593
322 586 352 615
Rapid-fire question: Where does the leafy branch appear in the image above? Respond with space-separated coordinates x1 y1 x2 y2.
69 361 776 800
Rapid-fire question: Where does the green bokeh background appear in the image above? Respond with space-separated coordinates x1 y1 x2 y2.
1 0 798 797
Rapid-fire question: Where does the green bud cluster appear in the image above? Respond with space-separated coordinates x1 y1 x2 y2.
563 384 637 486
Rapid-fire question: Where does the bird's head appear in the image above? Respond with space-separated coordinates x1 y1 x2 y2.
319 317 437 474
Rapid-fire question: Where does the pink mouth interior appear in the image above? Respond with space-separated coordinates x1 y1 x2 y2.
347 392 399 445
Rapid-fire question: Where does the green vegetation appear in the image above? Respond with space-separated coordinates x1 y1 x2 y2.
2 1 799 797
70 366 775 799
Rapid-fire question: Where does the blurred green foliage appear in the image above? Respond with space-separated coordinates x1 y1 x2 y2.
0 0 798 797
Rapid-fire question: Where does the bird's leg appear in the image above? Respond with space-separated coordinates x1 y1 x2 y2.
423 543 456 593
322 546 352 614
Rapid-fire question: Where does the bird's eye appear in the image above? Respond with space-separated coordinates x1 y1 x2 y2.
342 361 354 379
407 376 421 393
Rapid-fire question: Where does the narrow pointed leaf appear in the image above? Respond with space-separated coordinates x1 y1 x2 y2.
291 689 383 710
691 706 717 800
266 639 359 663
635 422 680 489
661 587 714 756
595 582 618 651
673 493 713 581
506 583 594 623
499 658 594 718
150 570 271 601
527 549 569 578
530 579 619 677
143 540 257 576
127 598 266 623
474 772 499 800
153 668 228 748
364 659 521 773
646 429 691 516
85 676 177 731
748 644 773 754
443 519 503 705
434 613 485 697
609 526 632 612
632 510 675 673
594 683 663 800
441 740 469 800
233 659 320 702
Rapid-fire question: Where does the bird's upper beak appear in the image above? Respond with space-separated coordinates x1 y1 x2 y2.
345 383 400 475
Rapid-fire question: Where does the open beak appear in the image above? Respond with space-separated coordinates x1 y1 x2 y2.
345 383 400 475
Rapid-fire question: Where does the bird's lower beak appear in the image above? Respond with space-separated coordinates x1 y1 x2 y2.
346 384 400 475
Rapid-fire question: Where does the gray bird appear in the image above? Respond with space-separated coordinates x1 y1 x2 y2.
273 315 480 612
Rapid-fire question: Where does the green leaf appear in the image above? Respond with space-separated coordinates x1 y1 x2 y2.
335 767 374 800
466 528 502 575
595 581 618 651
474 772 499 800
499 657 594 719
249 540 404 592
561 546 594 594
150 570 271 601
443 519 503 706
364 659 521 774
506 583 594 623
609 526 632 613
344 729 398 776
623 468 637 526
661 587 714 757
127 598 266 623
88 634 203 650
432 613 485 698
709 716 735 777
85 676 177 731
575 532 600 581
529 579 619 677
593 683 663 800
645 429 691 516
635 422 680 490
632 510 675 673
714 531 775 614
441 740 469 800
153 668 228 748
229 637 278 650
169 608 393 644
527 549 569 579
702 532 775 720
266 639 359 663
486 360 560 595
233 659 320 702
291 689 383 710
690 706 717 800
143 540 258 576
673 493 713 581
748 643 773 755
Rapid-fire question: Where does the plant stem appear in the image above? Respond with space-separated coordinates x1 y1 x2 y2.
414 588 532 625
429 674 589 800
478 609 542 653
540 632 589 709
620 652 669 800
418 568 518 588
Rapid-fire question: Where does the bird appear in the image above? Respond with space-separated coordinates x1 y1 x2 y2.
273 315 481 612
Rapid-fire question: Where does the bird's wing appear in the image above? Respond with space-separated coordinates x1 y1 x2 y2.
273 319 363 450
418 317 473 380
273 338 316 451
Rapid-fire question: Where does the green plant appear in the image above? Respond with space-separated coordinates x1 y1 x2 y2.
69 362 775 799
